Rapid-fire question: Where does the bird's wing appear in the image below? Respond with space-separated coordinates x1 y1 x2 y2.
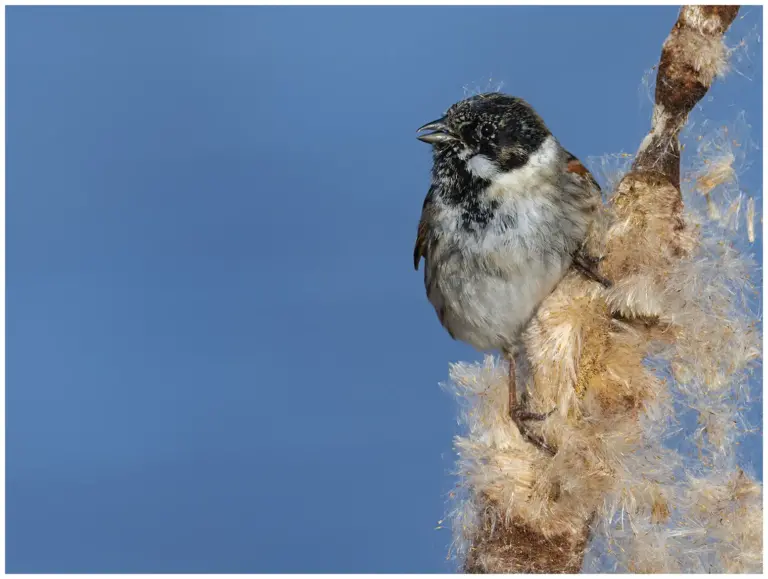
563 152 612 288
564 151 602 193
413 188 435 271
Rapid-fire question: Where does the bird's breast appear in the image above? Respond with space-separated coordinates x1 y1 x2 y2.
425 242 571 352
423 180 590 352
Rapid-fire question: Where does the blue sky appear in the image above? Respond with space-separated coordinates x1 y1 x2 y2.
6 6 762 573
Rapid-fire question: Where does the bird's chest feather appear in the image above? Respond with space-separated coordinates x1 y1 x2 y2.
425 182 579 350
435 180 579 267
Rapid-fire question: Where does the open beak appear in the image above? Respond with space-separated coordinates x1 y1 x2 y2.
416 118 457 144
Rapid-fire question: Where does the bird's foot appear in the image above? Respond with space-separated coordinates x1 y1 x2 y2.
510 406 557 456
514 407 556 422
573 252 613 288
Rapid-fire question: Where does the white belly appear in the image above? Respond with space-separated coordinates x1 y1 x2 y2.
428 248 571 352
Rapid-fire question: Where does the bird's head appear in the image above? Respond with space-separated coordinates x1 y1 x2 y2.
417 93 555 185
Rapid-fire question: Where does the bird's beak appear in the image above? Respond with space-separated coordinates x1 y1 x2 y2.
417 118 457 144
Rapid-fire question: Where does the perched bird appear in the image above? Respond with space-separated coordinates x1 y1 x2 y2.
414 93 609 454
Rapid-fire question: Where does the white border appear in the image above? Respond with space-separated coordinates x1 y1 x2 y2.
0 2 763 578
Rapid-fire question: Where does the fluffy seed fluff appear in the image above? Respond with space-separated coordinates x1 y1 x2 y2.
441 49 761 574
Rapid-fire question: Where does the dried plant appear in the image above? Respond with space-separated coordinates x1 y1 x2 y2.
443 6 762 573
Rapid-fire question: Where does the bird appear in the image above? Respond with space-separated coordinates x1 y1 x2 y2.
413 92 609 455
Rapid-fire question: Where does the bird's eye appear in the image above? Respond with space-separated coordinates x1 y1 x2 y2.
479 124 495 140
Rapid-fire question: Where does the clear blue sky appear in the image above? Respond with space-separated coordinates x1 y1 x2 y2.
6 6 762 573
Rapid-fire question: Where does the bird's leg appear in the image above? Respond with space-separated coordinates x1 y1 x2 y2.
507 353 556 456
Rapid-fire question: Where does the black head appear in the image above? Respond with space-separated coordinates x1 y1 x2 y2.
417 93 551 174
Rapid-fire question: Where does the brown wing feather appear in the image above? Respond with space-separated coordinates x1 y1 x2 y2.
565 152 601 193
564 152 612 287
566 157 589 176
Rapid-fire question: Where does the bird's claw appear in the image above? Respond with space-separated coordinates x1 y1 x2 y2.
573 252 613 288
513 407 557 422
510 407 557 456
